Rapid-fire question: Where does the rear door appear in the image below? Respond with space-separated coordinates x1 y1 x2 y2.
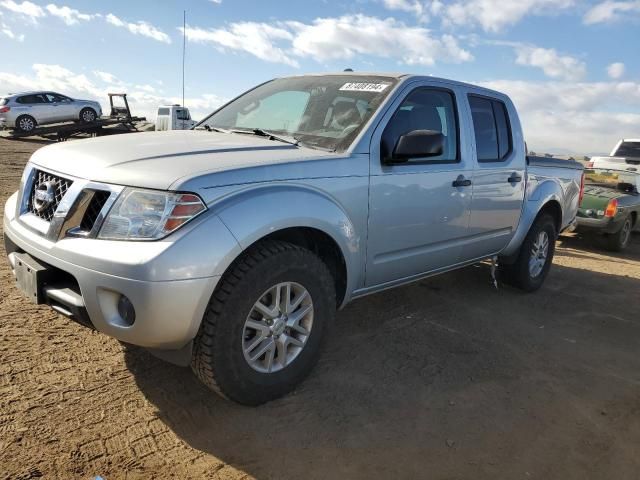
464 94 526 259
365 82 474 287
20 94 53 124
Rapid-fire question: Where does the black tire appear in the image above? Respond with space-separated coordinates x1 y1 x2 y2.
15 114 36 133
604 216 632 252
191 240 336 405
79 107 97 123
499 214 556 292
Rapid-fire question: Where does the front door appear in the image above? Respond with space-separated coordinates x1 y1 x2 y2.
464 94 526 259
365 85 474 287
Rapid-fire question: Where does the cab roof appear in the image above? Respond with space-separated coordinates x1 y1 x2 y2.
281 71 507 99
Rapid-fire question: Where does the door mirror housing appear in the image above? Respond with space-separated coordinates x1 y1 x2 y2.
389 130 444 163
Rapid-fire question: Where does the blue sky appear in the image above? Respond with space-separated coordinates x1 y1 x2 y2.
1 0 639 153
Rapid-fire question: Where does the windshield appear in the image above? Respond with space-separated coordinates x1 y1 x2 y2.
199 75 398 151
584 168 639 192
614 141 640 158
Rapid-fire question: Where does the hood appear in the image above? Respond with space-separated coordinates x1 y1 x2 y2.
29 130 342 191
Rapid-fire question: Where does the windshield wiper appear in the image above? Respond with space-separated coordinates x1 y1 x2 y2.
230 128 300 147
195 125 231 133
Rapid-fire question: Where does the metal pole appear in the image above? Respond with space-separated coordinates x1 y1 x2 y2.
182 10 186 108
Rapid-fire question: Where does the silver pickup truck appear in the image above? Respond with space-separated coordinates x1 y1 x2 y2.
4 73 583 405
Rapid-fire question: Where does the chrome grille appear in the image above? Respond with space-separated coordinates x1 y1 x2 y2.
27 170 73 222
80 190 111 231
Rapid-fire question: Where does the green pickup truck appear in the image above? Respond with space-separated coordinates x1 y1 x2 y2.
576 168 640 251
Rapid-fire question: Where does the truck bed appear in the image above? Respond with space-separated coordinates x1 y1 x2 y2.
527 156 583 171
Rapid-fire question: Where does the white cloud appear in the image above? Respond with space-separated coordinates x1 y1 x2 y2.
481 79 640 153
0 0 44 23
443 0 574 32
0 11 23 40
584 0 640 24
607 62 625 79
183 22 297 67
45 4 98 25
106 13 171 43
185 15 472 67
0 64 223 121
514 45 586 81
209 0 222 3
93 70 122 85
382 0 430 22
288 15 472 65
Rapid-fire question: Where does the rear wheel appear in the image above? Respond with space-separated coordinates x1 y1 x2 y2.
500 214 556 292
191 240 336 405
79 107 97 123
604 216 632 252
15 115 36 133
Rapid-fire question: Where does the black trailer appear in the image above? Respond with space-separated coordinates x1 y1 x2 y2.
0 93 147 142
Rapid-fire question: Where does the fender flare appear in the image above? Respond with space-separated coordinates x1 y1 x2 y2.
211 183 363 301
501 179 564 258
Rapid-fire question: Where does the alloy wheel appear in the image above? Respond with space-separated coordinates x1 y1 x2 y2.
242 282 314 373
529 230 549 278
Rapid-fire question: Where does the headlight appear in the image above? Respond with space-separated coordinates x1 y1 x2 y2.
98 188 206 240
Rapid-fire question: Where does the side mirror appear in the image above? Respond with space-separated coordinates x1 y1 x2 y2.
390 130 444 162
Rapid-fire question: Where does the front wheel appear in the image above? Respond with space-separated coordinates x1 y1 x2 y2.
79 107 97 123
191 240 336 405
500 214 556 292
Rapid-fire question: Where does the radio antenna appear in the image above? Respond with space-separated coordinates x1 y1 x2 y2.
182 10 186 108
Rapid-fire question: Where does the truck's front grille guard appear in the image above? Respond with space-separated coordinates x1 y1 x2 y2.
17 164 124 241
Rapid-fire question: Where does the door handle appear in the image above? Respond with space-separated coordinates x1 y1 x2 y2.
452 175 472 188
508 173 522 184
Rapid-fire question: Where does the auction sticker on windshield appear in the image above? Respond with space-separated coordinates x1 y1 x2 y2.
339 82 390 93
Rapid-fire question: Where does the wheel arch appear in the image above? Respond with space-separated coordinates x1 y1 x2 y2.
501 191 564 260
212 184 364 308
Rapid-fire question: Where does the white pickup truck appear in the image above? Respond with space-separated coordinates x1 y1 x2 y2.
155 105 197 131
590 139 640 171
4 73 584 405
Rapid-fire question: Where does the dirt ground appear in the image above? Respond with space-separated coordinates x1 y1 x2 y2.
1 136 639 480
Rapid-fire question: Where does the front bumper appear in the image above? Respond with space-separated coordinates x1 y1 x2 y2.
3 190 240 351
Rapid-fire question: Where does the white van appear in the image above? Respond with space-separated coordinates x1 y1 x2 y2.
155 105 197 131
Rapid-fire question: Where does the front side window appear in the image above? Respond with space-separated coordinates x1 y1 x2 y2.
176 109 191 121
381 88 459 163
201 75 398 152
469 95 512 162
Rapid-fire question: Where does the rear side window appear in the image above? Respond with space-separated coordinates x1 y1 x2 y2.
157 108 170 115
16 94 49 104
614 141 640 158
469 95 512 162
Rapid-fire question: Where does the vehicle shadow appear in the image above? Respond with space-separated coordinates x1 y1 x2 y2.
558 231 640 260
125 263 640 480
0 136 54 145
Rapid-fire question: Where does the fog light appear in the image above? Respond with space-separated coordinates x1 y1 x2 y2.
117 294 136 326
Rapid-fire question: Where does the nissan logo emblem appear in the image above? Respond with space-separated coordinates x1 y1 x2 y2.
33 180 56 213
